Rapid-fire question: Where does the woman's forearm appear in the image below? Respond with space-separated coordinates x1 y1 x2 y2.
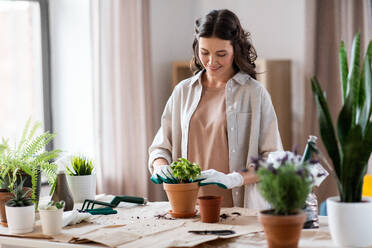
239 166 259 185
153 158 169 167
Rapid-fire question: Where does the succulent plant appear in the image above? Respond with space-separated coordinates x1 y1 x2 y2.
6 179 33 207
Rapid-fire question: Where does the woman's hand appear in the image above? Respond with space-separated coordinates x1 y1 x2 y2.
150 158 173 184
239 166 260 185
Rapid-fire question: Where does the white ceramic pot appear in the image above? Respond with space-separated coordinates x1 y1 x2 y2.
66 174 96 203
5 205 35 234
327 196 372 247
39 209 63 235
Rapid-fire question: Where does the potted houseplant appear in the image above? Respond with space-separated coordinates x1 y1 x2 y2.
39 200 65 235
253 151 314 248
0 119 60 226
311 32 372 247
66 155 96 203
163 158 201 218
5 179 35 234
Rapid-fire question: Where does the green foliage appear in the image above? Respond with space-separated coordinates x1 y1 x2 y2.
311 32 372 202
170 158 201 183
6 179 33 207
39 200 65 210
0 118 61 209
66 155 94 176
257 164 312 215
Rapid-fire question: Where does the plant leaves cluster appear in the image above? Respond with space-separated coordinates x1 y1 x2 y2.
39 200 65 210
0 118 61 209
311 32 372 202
257 161 312 215
66 155 94 176
6 179 33 207
170 158 201 183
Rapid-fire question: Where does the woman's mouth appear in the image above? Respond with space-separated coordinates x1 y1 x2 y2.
208 66 221 72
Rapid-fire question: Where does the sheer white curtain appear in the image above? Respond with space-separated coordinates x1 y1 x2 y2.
90 0 156 198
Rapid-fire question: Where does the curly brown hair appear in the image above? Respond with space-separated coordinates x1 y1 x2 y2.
191 9 257 79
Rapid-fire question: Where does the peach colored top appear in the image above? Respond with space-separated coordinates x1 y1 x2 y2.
188 85 233 207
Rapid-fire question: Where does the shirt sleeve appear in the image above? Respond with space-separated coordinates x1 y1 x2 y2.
259 87 283 158
148 93 174 173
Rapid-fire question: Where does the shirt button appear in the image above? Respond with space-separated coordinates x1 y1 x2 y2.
231 127 234 131
232 149 236 153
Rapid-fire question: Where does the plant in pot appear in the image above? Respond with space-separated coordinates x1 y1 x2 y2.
253 151 314 248
39 200 65 235
162 158 201 218
5 179 35 234
311 32 372 247
0 119 60 226
65 155 96 203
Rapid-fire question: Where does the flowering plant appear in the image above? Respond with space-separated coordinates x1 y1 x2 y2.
252 151 326 215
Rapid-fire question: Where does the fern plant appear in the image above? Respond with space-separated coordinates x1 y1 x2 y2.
66 155 94 176
0 118 61 209
311 32 372 202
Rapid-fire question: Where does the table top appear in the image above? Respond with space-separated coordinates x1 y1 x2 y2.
0 196 336 248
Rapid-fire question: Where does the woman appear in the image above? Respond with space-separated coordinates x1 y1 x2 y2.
148 9 282 209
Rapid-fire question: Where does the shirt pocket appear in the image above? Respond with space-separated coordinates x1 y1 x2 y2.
237 112 252 147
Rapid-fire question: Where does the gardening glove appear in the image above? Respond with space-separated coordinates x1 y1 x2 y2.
150 164 176 184
198 169 244 189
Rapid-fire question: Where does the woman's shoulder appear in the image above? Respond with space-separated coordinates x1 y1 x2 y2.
233 72 266 93
173 72 201 92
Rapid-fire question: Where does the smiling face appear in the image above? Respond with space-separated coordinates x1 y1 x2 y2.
198 36 235 81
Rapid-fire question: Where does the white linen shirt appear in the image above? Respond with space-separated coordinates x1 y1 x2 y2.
148 70 283 209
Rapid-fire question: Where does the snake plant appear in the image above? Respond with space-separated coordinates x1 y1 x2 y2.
311 32 372 202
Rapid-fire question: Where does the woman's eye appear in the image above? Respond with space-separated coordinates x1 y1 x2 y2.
201 52 208 56
217 54 226 57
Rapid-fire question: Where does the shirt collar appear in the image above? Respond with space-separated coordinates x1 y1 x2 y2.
189 70 251 87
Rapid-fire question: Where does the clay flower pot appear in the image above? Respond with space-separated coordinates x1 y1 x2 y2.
0 189 12 227
163 182 199 218
198 196 222 223
258 209 306 248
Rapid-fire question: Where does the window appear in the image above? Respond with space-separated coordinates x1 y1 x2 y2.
0 0 52 146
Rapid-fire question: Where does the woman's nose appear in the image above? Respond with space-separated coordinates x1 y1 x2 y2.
207 56 217 66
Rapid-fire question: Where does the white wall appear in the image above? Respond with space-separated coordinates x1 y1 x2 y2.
149 0 199 124
49 0 94 157
149 0 306 146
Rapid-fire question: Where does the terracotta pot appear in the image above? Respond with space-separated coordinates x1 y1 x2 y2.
197 196 222 223
258 209 306 248
0 189 12 227
163 182 199 218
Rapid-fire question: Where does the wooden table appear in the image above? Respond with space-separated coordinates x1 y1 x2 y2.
0 197 336 248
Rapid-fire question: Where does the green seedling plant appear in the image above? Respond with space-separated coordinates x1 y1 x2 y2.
66 155 94 176
252 152 313 215
6 179 33 207
170 158 201 183
39 200 65 211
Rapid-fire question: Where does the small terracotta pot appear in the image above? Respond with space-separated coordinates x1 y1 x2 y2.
0 189 12 227
258 209 306 248
163 182 199 218
198 196 222 223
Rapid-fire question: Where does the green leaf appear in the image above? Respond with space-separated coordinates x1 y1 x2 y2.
339 41 349 103
311 77 341 178
340 125 368 202
337 94 353 147
347 32 361 126
358 49 372 132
